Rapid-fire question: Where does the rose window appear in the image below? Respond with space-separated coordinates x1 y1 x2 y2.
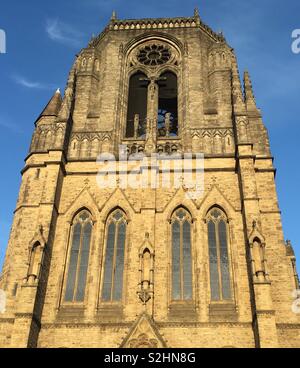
137 44 171 66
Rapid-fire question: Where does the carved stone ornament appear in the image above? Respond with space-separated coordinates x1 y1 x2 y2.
120 313 167 348
137 289 152 305
137 44 171 66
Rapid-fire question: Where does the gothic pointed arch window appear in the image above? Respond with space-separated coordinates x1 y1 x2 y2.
157 71 178 137
171 208 193 300
207 207 232 301
126 71 148 138
102 209 127 302
64 210 93 302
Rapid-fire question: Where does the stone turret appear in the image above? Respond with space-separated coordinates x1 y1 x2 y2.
30 89 67 153
36 89 62 121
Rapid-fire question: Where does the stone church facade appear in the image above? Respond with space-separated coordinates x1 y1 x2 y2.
0 10 299 348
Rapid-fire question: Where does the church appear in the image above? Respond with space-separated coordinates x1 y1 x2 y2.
0 9 299 348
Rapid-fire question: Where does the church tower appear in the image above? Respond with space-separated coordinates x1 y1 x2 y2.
0 9 299 348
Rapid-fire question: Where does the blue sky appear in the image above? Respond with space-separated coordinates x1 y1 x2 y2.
0 0 299 271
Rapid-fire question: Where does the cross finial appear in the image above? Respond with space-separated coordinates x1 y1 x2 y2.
194 7 200 18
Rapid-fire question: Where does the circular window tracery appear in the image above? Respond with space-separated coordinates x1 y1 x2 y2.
137 44 171 66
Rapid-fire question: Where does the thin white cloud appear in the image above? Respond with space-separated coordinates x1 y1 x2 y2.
0 116 23 134
46 18 83 47
12 75 56 90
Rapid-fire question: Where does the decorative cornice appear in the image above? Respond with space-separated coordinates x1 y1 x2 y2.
276 323 300 330
155 321 252 328
108 17 225 43
70 131 112 142
39 320 253 330
191 127 234 138
0 317 14 324
34 122 67 133
88 15 226 49
111 17 197 29
255 310 275 316
42 322 132 329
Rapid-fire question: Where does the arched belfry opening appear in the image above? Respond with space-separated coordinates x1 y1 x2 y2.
126 70 179 139
157 71 178 137
126 71 148 138
124 39 181 145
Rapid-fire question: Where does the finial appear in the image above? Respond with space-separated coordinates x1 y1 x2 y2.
194 7 200 18
56 88 61 94
88 33 96 47
244 70 253 90
111 10 117 21
243 70 258 110
232 58 245 107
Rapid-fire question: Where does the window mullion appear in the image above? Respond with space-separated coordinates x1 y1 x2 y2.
74 222 83 302
111 221 118 301
215 221 223 301
189 221 193 299
180 221 184 300
226 222 232 299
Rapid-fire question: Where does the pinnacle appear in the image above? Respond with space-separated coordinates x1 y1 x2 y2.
36 89 62 121
243 70 258 109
